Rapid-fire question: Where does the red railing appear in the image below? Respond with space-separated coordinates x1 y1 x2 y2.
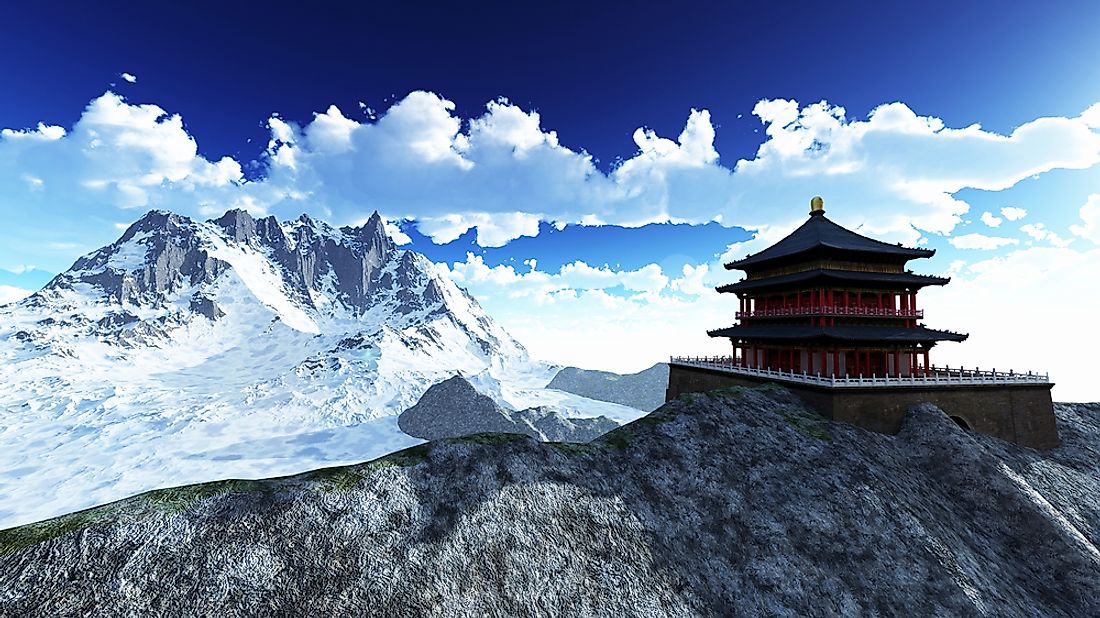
735 305 923 319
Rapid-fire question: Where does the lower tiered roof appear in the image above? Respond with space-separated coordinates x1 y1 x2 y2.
716 269 949 294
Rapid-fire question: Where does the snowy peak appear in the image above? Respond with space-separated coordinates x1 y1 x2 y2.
7 206 532 368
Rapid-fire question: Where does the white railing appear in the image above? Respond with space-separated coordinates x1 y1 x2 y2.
735 305 923 319
669 356 1051 388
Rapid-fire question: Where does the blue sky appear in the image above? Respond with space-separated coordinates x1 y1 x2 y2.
2 1 1100 399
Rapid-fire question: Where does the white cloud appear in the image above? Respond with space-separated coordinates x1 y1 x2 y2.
922 246 1100 402
7 91 1100 261
1083 103 1100 129
980 211 1002 227
1 122 65 141
670 263 710 296
417 211 542 247
0 285 32 304
4 90 1100 398
120 72 137 84
1069 194 1100 244
382 220 412 245
445 254 693 303
1019 222 1071 247
948 233 1020 250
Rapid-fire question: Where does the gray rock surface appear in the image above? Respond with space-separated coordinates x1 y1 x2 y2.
398 375 618 442
547 362 670 411
3 387 1100 617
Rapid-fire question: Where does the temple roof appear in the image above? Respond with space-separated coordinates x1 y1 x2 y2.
706 324 968 343
726 212 933 271
716 269 950 294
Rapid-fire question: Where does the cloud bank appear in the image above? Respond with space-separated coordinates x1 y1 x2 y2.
3 90 1100 398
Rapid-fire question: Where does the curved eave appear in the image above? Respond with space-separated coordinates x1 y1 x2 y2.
716 269 950 294
706 324 969 343
724 245 934 271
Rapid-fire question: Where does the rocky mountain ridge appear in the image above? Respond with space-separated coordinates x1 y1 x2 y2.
547 362 670 411
3 386 1098 616
0 207 588 530
398 375 618 442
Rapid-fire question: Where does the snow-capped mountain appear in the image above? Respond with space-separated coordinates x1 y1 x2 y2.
0 208 644 528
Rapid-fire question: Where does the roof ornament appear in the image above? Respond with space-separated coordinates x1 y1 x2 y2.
809 196 825 216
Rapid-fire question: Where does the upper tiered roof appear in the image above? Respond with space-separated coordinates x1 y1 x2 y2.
726 199 933 271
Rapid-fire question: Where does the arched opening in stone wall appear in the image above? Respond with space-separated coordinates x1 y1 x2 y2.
949 415 971 431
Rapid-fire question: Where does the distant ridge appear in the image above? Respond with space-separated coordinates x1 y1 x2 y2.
398 375 618 442
547 363 669 411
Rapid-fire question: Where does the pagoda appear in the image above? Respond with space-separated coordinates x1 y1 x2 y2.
709 195 966 378
666 197 1059 449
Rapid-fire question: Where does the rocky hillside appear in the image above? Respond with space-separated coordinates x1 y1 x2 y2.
3 386 1099 617
399 375 618 442
547 362 669 411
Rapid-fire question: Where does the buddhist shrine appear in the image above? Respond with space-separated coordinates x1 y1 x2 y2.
666 197 1060 449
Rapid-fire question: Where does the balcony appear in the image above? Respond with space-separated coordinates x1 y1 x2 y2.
735 305 923 320
669 356 1050 388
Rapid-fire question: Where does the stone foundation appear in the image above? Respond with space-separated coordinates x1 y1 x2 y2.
666 363 1059 449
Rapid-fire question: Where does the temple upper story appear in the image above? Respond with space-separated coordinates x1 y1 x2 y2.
709 197 966 379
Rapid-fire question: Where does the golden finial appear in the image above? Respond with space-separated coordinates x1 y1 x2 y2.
809 196 825 215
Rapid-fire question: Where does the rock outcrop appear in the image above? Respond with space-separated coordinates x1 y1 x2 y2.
398 375 618 442
3 387 1100 616
547 362 669 411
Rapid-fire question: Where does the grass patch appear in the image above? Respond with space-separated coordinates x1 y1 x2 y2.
676 392 702 404
445 432 529 447
0 509 105 555
775 405 832 442
596 426 635 451
305 443 434 492
634 404 680 426
548 442 600 456
0 476 279 554
143 479 270 513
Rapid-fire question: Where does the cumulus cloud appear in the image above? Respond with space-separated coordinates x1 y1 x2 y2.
3 89 1100 396
445 254 679 301
443 255 730 371
120 72 137 83
1019 222 1071 247
949 233 1020 250
1069 194 1100 244
922 246 1100 401
248 92 1100 251
7 90 1100 263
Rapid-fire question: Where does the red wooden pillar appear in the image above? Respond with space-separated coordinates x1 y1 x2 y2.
895 349 902 377
833 349 840 377
923 349 930 374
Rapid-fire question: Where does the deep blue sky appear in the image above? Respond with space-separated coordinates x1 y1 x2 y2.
4 1 1099 171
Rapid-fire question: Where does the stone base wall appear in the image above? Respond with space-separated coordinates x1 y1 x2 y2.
666 364 1059 449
